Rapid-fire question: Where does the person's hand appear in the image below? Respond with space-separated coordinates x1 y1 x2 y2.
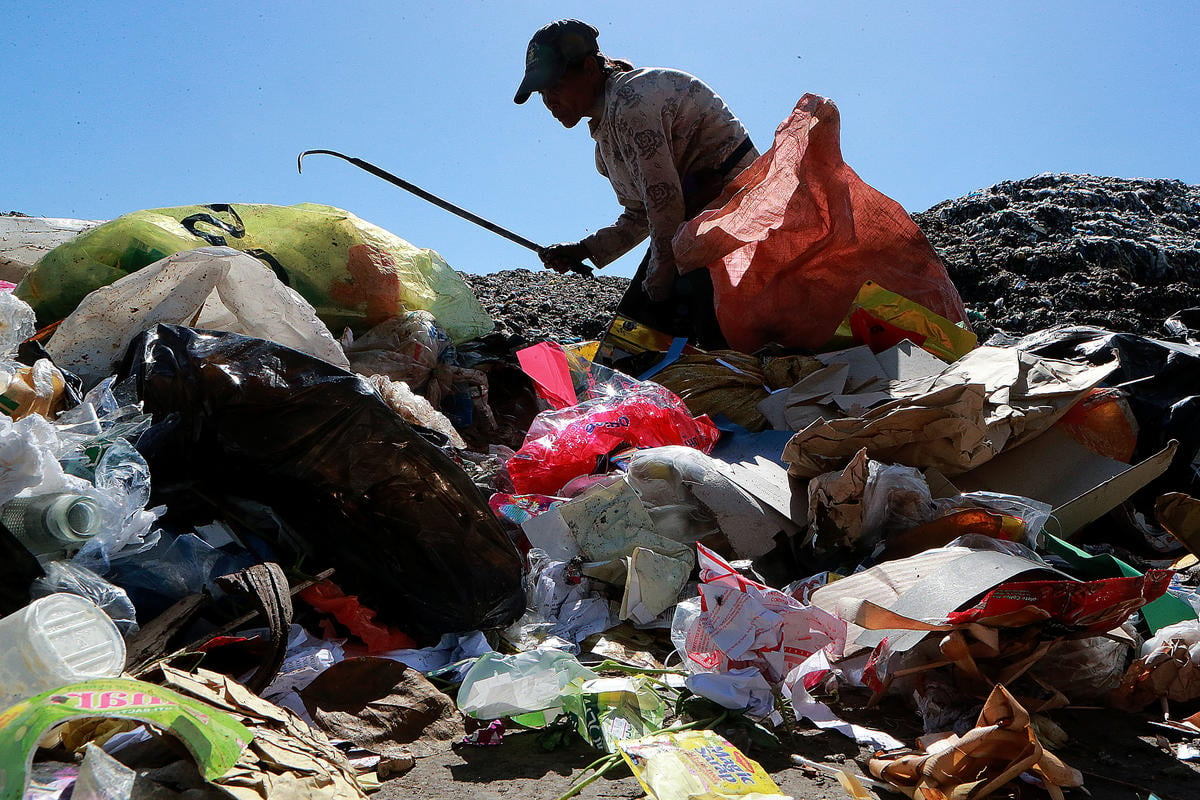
642 268 674 302
539 242 591 274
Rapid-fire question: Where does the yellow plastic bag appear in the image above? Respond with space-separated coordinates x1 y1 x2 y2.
16 203 493 344
830 280 977 361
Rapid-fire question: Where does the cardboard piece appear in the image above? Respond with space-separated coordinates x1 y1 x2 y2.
831 391 894 414
954 427 1178 539
781 363 852 432
810 547 1067 656
778 342 947 436
785 382 993 479
756 388 792 431
519 506 574 562
707 427 795 468
718 455 804 527
891 346 1119 452
787 346 1121 479
875 339 951 382
815 347 888 392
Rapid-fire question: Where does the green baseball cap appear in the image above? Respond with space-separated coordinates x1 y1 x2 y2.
514 19 600 104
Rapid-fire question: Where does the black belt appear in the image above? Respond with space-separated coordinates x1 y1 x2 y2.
681 137 756 218
717 137 755 177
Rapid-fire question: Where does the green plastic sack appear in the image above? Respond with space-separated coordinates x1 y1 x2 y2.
15 202 494 344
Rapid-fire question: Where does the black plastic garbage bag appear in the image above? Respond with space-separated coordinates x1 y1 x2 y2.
1164 307 1200 346
1015 325 1200 498
120 324 525 638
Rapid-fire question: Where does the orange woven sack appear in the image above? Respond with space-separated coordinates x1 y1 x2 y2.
674 93 968 353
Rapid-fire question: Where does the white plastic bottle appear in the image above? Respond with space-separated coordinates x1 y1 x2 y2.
0 492 101 561
0 593 126 710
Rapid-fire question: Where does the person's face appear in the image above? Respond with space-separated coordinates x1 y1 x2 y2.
539 62 598 129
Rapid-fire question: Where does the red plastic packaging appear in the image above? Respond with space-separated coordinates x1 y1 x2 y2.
506 382 720 496
300 579 417 653
946 570 1173 635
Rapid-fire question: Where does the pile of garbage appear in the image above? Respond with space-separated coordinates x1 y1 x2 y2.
455 174 1200 348
2 184 1200 800
461 268 628 344
915 173 1200 340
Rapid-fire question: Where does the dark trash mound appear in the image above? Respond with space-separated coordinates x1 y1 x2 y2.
459 175 1200 347
459 268 628 343
916 173 1200 340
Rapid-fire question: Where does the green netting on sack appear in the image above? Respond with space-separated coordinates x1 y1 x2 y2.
14 202 494 344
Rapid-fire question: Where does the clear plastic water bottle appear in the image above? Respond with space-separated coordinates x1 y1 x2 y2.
0 492 102 561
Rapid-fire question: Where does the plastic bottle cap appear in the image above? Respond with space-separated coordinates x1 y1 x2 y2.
45 495 101 543
60 496 100 539
27 593 126 681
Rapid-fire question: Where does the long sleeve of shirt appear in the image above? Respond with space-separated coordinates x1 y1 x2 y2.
580 68 755 283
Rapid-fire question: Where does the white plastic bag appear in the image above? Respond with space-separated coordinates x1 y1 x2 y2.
0 290 36 354
47 246 350 386
457 649 598 720
0 413 61 505
627 445 781 559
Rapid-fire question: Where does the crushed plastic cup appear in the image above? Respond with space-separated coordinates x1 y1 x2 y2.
0 593 126 710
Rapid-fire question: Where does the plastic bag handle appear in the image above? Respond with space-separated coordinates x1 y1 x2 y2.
180 203 247 246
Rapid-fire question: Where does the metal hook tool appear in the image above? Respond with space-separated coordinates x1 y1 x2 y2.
297 149 594 278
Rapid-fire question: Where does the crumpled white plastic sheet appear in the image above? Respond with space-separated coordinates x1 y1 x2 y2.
676 544 902 749
685 668 778 724
47 246 350 386
781 650 905 751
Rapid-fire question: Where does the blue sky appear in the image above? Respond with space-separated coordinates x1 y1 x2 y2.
4 2 1197 279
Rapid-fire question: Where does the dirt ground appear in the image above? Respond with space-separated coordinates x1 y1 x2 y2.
376 692 1200 800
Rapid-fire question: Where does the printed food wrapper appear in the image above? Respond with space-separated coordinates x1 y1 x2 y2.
617 729 791 800
561 676 664 752
0 678 253 800
682 544 845 682
832 280 977 362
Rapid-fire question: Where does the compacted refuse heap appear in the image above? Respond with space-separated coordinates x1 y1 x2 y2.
0 171 1198 800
